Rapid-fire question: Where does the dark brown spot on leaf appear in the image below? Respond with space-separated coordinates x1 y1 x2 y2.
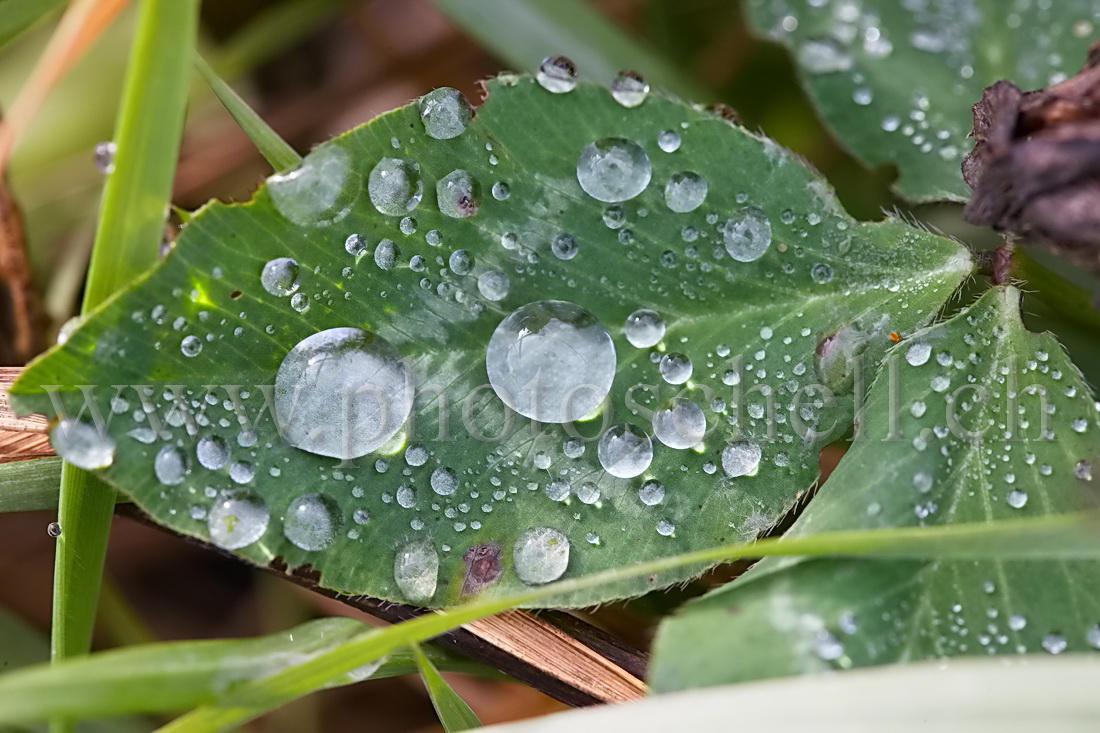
461 542 502 596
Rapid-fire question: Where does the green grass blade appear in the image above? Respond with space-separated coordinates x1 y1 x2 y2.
194 54 301 174
0 457 61 512
412 642 482 733
0 617 494 724
0 0 66 50
155 513 1100 732
431 0 707 100
49 2 200 730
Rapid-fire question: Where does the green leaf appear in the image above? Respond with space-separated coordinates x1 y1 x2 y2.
746 1 1100 201
194 54 302 174
49 0 200 700
0 617 482 724
0 457 61 512
413 642 482 732
469 657 1100 731
12 75 971 608
0 0 65 50
651 286 1100 692
431 0 708 101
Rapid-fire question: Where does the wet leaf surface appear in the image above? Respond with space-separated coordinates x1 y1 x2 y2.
747 1 1100 201
651 286 1100 691
11 76 970 607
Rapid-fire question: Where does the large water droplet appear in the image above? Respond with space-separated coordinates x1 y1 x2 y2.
722 439 761 477
597 424 653 478
50 419 115 470
208 490 269 549
437 169 479 218
486 300 616 424
368 158 423 216
576 138 652 203
261 257 300 297
284 493 340 551
274 327 414 459
394 541 439 603
624 308 665 348
664 172 708 212
418 87 473 140
536 56 577 93
196 435 230 470
431 466 457 496
610 70 649 107
268 144 357 226
906 342 932 366
724 206 772 262
513 527 570 584
653 398 706 449
374 239 397 270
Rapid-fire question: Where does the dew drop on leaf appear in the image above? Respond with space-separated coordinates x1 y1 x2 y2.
491 182 510 200
477 270 510 301
610 70 649 107
367 157 423 216
639 479 665 505
659 352 693 384
261 257 300 297
624 308 665 348
208 490 269 550
536 55 578 93
273 327 413 460
722 439 762 478
50 419 115 470
373 239 396 270
431 467 457 496
597 424 653 478
657 130 681 153
652 397 707 449
283 493 340 551
154 445 189 486
180 335 202 357
664 172 708 213
417 87 473 140
576 137 652 203
267 144 357 226
906 342 932 366
394 541 439 603
196 435 229 471
485 300 616 423
551 232 579 260
513 527 570 584
723 206 772 262
797 38 853 74
344 233 367 256
437 169 479 218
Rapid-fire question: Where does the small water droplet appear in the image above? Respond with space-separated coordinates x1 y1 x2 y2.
657 130 681 153
94 141 116 173
284 493 340 551
394 541 439 603
261 257 300 296
418 87 473 140
486 301 616 423
723 207 772 262
1041 633 1067 654
1006 489 1028 509
431 467 458 496
551 233 579 260
374 239 397 270
492 182 510 200
639 479 665 505
652 397 706 449
912 469 932 493
437 169 479 218
610 70 649 107
47 522 62 538
906 342 932 366
50 419 115 470
810 263 834 284
624 308 665 348
535 53 580 93
513 527 570 584
597 424 653 478
154 445 189 485
268 144 357 226
274 327 414 459
345 233 367 256
659 352 693 384
577 138 652 203
798 38 853 74
722 439 761 478
477 270 510 301
368 158 423 216
656 519 675 536
208 490 269 549
664 172 708 213
196 435 230 470
181 335 202 357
